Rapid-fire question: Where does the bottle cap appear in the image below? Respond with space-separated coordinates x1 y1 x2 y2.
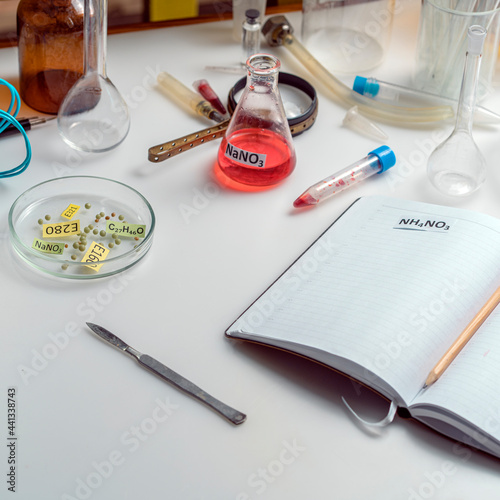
369 145 396 173
245 9 260 24
352 76 380 98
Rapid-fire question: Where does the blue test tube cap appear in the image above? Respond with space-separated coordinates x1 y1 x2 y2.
369 145 396 173
353 76 380 97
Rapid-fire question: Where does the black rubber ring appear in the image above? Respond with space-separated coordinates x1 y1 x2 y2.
227 72 318 137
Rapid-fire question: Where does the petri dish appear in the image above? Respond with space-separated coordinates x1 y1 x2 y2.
8 176 155 279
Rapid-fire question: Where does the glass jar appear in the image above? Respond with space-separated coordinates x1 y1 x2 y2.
17 0 85 114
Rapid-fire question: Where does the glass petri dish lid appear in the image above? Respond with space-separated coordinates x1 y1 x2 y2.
8 176 155 279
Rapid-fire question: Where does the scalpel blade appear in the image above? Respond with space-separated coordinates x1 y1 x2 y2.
86 323 246 425
87 322 130 351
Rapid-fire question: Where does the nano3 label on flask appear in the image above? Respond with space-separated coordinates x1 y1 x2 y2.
225 142 266 168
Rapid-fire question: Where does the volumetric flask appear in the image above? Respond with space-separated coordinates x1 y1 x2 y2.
414 0 500 100
427 26 487 196
57 0 130 152
216 53 296 190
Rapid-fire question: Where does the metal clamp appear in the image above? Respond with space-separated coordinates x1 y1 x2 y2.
148 119 230 163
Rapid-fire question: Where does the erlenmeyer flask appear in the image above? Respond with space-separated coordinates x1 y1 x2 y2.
57 0 130 152
216 53 296 189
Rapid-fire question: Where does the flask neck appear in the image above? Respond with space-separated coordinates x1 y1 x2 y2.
246 54 280 91
454 51 482 134
84 0 107 77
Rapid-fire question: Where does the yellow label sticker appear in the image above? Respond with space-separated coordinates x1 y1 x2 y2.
43 220 80 238
32 237 64 254
81 241 109 272
106 221 146 238
61 204 80 220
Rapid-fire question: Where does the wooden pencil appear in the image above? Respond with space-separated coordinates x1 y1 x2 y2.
424 285 500 389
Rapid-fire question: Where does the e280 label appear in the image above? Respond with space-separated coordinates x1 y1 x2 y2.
43 220 80 238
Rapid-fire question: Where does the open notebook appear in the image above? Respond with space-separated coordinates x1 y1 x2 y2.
226 196 500 458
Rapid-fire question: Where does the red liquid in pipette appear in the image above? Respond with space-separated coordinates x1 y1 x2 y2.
216 128 295 189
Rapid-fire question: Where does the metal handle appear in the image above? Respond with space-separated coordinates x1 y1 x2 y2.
148 119 230 163
138 354 246 425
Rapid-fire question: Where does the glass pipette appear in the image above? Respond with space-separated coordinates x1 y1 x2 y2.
353 76 500 125
293 146 396 208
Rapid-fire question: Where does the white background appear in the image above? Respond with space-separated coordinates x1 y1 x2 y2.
1 2 500 499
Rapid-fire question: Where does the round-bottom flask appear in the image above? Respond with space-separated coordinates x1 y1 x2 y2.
216 53 296 190
57 0 130 153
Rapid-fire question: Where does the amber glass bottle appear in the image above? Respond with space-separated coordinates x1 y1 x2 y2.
17 0 85 114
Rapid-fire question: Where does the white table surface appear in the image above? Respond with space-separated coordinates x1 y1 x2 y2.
1 3 500 499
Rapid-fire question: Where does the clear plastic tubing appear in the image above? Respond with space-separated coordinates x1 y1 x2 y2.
353 76 500 125
280 33 454 124
293 145 396 207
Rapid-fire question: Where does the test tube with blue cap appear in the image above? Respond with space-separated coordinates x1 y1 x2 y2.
352 76 500 125
293 145 396 208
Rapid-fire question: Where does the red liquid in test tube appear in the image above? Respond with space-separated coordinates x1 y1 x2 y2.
293 146 396 208
193 79 228 116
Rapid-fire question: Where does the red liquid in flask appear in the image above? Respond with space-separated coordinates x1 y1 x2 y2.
216 128 296 189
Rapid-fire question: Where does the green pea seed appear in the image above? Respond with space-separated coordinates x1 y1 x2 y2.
38 219 44 225
93 229 98 235
108 242 114 249
61 264 68 270
79 245 85 251
45 214 51 221
100 230 106 237
100 211 105 217
118 215 124 221
115 239 121 245
85 203 91 209
73 242 79 249
88 224 94 229
84 227 90 233
71 254 77 260
112 233 117 239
